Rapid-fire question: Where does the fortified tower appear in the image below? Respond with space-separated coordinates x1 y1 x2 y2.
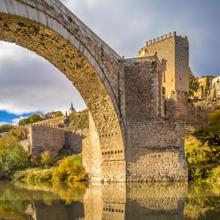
139 32 189 98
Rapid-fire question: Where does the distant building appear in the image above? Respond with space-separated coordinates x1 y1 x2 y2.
211 76 220 98
44 111 58 119
67 103 76 116
194 75 220 99
194 76 215 98
139 32 189 98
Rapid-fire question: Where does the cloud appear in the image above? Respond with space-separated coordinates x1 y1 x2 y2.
0 121 8 126
0 0 220 118
0 42 86 115
63 0 220 74
11 116 25 125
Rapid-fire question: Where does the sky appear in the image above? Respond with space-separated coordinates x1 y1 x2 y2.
0 0 220 124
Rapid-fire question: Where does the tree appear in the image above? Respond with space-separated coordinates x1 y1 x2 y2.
188 68 199 97
0 124 13 133
205 76 210 97
19 114 42 126
54 111 63 117
193 110 220 146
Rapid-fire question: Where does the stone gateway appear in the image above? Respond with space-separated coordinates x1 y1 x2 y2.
0 0 188 182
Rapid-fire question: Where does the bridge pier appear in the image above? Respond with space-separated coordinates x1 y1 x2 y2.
83 57 188 182
124 57 188 182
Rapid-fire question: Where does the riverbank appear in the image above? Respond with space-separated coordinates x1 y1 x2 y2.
13 154 87 185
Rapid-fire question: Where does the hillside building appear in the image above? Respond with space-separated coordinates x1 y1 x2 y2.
194 75 220 99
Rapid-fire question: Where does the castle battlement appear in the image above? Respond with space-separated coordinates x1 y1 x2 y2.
30 123 65 131
30 124 84 137
140 32 188 51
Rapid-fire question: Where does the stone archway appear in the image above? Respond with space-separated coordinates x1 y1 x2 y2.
0 0 126 182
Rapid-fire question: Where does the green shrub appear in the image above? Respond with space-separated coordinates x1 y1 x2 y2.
0 128 27 149
52 155 86 184
0 124 13 133
8 127 28 140
14 168 54 184
193 110 220 146
68 111 89 130
19 114 42 126
185 135 220 181
40 151 54 167
0 146 29 178
54 111 63 117
208 166 220 184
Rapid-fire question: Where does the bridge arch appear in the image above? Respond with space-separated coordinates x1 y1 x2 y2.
0 0 126 182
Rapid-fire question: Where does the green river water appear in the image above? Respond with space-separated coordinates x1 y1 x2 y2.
0 181 219 220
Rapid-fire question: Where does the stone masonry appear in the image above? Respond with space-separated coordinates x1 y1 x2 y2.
139 32 189 98
29 125 83 160
0 0 188 182
124 57 187 181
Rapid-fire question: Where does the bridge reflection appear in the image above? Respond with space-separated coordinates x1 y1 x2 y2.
84 183 187 220
0 181 187 220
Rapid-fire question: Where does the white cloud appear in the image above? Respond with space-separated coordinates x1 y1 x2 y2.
0 121 8 126
63 0 220 74
11 116 25 125
0 0 220 117
0 42 87 114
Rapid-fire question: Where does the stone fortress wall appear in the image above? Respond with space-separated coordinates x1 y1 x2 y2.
139 32 190 121
139 32 189 98
124 56 188 181
29 124 83 160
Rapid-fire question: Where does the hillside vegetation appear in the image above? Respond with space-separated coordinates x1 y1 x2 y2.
185 109 220 183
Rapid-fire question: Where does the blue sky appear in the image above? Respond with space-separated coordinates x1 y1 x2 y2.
0 0 220 124
0 111 34 125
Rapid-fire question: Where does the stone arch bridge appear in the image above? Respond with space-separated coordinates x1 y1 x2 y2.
0 0 187 182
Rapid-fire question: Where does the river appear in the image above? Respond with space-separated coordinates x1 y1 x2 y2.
0 181 219 219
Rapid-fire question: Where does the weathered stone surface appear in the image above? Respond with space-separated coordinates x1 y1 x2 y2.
124 58 188 181
29 125 65 159
139 32 189 98
0 0 188 182
65 131 83 153
29 125 84 159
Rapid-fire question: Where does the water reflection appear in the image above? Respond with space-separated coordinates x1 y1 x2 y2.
0 181 219 220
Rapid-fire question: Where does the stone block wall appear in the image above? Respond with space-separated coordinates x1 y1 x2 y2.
124 57 188 181
82 112 126 182
65 131 83 153
125 120 187 181
124 57 163 121
82 113 102 182
29 125 65 160
165 90 189 120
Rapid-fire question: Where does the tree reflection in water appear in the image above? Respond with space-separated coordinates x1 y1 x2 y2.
0 181 219 219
